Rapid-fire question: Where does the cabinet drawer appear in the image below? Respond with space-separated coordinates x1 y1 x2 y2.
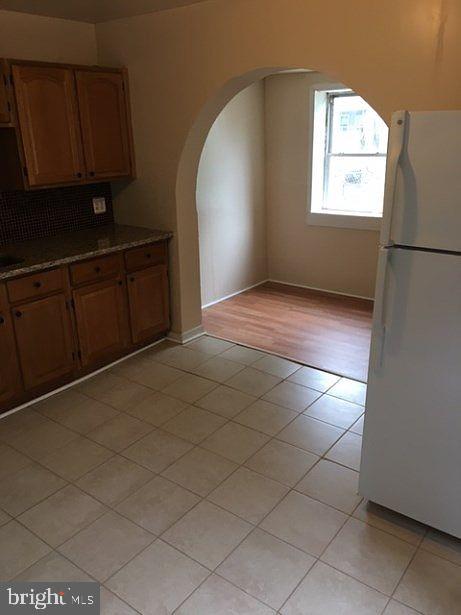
125 242 167 272
7 268 64 303
70 254 121 286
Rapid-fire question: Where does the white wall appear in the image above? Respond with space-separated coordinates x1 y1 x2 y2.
265 72 380 299
197 81 267 307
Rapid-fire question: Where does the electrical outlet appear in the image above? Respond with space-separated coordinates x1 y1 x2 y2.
92 197 107 214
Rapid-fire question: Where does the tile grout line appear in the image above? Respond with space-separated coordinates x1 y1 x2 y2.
3 336 459 612
0 358 399 569
0 419 414 569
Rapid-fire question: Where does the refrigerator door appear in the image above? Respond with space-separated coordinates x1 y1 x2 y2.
360 247 461 537
384 111 461 252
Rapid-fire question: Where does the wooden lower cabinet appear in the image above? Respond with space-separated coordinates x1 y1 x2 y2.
0 240 170 413
12 293 75 390
73 277 129 368
0 303 23 405
0 60 11 125
127 265 169 344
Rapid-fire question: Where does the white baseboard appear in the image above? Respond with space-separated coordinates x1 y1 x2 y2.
167 324 205 344
267 279 374 302
1 337 167 421
201 278 373 307
202 279 270 309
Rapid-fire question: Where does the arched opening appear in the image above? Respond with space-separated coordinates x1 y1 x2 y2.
178 67 387 382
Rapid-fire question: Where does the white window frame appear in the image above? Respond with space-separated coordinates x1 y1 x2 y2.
306 82 384 231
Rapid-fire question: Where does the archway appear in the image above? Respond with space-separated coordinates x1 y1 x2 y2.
97 1 456 347
174 67 297 340
177 67 378 379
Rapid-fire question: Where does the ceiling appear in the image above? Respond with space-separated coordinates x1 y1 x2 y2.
0 0 210 23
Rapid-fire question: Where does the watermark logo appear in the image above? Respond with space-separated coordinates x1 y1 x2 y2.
0 583 99 613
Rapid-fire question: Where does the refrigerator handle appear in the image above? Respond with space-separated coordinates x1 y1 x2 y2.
380 110 407 247
370 247 391 370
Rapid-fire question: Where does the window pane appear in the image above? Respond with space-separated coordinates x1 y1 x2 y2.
329 94 388 154
324 155 386 215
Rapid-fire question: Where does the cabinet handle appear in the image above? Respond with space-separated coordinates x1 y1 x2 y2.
15 310 22 318
33 281 42 289
94 266 101 273
0 316 4 325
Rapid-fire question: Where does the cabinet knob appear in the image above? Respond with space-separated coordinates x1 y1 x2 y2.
33 281 42 289
118 280 123 286
94 266 101 273
146 253 151 259
130 277 135 282
76 172 82 178
15 310 22 318
89 171 95 177
0 316 4 325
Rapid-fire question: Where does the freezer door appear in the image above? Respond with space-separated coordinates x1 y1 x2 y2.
387 111 461 252
360 247 461 537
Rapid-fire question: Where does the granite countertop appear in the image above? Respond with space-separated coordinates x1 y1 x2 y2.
0 224 173 281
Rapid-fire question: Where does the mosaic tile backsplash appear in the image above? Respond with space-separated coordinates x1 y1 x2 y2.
0 183 114 247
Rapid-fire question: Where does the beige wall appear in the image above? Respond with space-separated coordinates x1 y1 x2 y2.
197 81 267 307
265 72 379 299
95 0 461 336
0 10 96 64
1 2 458 335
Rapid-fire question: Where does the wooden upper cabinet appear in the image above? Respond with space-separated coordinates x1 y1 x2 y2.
0 61 11 125
76 70 132 180
0 60 134 190
12 293 75 391
12 64 84 187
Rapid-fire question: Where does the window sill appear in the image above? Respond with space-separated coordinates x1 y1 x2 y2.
307 211 382 231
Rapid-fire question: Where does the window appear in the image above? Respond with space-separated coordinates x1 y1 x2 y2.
308 84 388 230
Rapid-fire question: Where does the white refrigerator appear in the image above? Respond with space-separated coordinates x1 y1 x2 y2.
359 110 461 538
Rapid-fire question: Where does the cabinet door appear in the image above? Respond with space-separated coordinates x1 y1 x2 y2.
12 64 84 187
0 61 11 125
127 265 169 344
0 306 23 406
75 70 132 180
73 278 128 368
13 294 75 391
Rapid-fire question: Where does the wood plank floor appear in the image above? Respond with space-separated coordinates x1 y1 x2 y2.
203 282 374 382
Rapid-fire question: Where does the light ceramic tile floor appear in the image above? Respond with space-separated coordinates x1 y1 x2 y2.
0 335 459 614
